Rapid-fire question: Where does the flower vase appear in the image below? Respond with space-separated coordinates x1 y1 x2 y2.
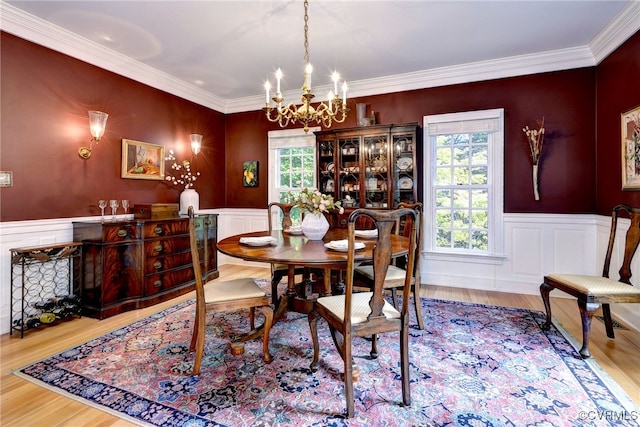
301 213 330 240
180 188 200 215
532 164 540 201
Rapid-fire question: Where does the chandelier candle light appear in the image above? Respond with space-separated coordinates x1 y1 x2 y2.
264 0 348 133
522 117 545 201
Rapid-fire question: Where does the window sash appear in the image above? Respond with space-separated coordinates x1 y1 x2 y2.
424 109 504 257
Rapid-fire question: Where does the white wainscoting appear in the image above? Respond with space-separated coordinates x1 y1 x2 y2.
1 210 638 335
420 212 639 332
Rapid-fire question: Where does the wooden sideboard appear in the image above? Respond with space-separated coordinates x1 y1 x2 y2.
72 215 218 319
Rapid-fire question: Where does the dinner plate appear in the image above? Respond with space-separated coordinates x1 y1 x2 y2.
396 157 413 171
355 229 378 238
398 176 413 190
239 236 277 246
284 227 303 235
326 162 334 172
324 240 366 252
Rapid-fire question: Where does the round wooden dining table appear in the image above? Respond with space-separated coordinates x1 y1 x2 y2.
218 228 410 319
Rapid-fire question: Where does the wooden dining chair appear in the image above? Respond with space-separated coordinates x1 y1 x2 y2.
540 204 640 358
187 206 273 375
267 202 308 304
354 202 424 331
308 208 417 417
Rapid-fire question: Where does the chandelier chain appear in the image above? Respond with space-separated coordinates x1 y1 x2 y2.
304 0 310 66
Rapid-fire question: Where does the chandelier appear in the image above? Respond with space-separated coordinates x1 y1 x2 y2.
263 0 348 133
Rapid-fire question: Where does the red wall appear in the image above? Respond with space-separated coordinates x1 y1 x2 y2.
0 32 226 221
596 31 640 215
226 68 598 213
2 30 638 221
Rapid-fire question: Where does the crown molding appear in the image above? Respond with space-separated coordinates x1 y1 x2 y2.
2 1 638 115
226 46 596 114
0 2 227 112
590 0 640 63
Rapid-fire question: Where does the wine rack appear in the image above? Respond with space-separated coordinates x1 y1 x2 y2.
10 242 82 338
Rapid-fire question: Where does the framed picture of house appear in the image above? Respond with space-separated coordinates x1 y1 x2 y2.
622 105 640 190
243 161 258 187
121 139 165 180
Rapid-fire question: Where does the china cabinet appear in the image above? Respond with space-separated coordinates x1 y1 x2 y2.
315 123 419 226
73 215 218 319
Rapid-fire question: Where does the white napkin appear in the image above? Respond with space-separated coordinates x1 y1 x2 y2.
328 240 365 250
285 226 302 234
239 236 276 245
355 229 378 238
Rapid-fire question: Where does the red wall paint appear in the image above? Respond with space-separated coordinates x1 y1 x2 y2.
3 29 638 221
1 32 226 221
596 31 640 215
225 68 598 213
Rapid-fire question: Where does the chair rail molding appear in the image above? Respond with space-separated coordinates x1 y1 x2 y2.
1 210 637 335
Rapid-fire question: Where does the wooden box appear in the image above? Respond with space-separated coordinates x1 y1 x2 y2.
133 203 179 219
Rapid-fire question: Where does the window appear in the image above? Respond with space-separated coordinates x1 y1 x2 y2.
268 128 319 225
423 109 504 259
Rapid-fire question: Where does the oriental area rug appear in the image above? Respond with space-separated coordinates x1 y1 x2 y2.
15 279 640 427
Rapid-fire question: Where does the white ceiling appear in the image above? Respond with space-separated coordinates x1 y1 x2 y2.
2 1 639 113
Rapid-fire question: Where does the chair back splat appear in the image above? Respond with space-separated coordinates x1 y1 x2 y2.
267 202 309 305
308 207 417 417
540 204 640 358
353 202 424 330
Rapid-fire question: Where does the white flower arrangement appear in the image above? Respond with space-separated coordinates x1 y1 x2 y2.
164 149 200 189
522 117 545 165
291 187 344 216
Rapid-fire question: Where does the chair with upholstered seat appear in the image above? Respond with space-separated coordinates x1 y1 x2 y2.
187 206 273 375
308 208 417 417
540 204 640 358
354 202 424 331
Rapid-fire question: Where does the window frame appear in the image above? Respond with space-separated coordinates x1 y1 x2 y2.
268 127 320 226
423 109 505 262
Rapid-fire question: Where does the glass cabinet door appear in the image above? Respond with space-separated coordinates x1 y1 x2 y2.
317 140 335 196
363 134 390 208
337 137 360 207
392 132 416 206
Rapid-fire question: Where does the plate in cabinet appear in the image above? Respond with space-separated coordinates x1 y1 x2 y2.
396 157 413 171
398 176 413 190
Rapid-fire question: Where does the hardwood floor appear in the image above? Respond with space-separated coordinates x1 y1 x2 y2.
2 264 639 426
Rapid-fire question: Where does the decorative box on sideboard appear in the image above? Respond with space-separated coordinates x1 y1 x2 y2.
132 203 179 220
72 214 218 319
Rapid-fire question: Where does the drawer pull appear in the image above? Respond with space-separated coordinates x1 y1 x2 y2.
117 229 128 238
154 244 164 253
153 280 162 288
153 261 162 270
153 226 163 235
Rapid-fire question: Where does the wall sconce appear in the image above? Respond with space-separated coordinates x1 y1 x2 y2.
190 134 203 156
78 110 109 160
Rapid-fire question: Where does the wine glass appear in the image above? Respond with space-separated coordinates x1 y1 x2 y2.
109 199 119 221
122 200 130 215
98 200 107 222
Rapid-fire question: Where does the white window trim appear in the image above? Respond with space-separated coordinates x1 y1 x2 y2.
267 127 320 204
423 109 505 263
